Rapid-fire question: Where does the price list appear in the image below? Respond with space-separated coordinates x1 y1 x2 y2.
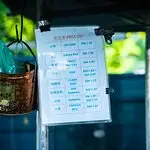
36 26 111 125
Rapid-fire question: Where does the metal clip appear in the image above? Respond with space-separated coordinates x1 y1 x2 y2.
94 28 114 45
106 88 114 94
37 20 51 32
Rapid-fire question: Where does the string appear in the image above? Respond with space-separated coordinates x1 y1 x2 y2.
37 0 43 22
20 0 26 41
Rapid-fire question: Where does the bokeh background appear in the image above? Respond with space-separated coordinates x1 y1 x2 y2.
0 1 146 150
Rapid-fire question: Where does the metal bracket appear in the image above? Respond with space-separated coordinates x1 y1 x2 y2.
94 28 114 45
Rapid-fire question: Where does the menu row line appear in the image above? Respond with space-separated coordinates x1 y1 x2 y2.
50 102 101 114
44 40 95 52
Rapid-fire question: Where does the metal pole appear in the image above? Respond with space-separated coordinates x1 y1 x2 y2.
36 111 49 150
36 0 50 148
35 23 49 150
146 28 150 150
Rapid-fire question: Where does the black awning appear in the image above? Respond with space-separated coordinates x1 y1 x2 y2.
2 0 150 30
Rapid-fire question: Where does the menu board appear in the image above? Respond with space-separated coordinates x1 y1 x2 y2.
35 26 111 125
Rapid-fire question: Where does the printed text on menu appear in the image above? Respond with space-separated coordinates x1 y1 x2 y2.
43 33 102 115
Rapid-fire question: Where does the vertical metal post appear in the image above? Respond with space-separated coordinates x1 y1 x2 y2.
36 111 49 150
35 28 49 150
146 28 150 150
35 26 49 150
36 0 50 148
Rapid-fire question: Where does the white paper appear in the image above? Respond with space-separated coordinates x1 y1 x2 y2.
35 26 111 125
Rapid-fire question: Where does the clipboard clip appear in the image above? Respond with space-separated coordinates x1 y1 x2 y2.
106 88 114 94
37 20 51 32
94 28 114 45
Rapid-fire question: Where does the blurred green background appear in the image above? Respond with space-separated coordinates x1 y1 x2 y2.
0 0 146 74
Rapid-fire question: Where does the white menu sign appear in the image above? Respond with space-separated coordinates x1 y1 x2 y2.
35 26 111 125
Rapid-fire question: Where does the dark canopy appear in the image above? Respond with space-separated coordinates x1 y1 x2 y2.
2 0 150 31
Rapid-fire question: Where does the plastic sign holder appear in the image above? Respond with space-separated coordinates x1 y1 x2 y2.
35 24 112 126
